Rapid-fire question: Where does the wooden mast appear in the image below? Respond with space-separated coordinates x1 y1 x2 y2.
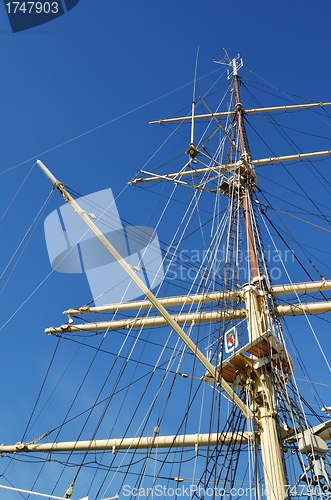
231 56 288 500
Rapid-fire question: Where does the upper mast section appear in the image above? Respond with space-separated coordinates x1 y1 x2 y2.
213 49 255 194
213 50 260 283
133 50 331 191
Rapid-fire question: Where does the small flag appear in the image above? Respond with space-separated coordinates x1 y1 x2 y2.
225 326 238 353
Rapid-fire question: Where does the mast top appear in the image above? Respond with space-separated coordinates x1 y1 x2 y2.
213 48 243 78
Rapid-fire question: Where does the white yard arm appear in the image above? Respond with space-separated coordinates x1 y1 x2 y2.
62 280 331 316
0 431 254 454
149 102 331 124
130 151 331 184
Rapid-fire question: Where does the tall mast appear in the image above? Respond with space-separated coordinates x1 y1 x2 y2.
229 55 288 500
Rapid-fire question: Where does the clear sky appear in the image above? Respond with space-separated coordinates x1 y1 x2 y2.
1 1 331 498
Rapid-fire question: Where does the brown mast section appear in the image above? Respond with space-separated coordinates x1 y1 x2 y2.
232 70 260 282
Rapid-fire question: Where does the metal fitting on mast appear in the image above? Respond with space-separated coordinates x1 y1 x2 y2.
212 49 243 79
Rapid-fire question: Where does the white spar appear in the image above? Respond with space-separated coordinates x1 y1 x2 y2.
0 483 90 499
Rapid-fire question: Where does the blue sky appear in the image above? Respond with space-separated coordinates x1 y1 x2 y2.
1 1 331 498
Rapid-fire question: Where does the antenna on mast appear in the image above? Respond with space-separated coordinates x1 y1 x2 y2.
186 47 200 161
190 46 199 147
213 48 243 79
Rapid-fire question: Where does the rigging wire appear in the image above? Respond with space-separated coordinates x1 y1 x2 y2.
0 189 54 295
0 67 225 177
241 82 331 228
242 74 331 108
0 161 36 221
259 210 331 408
